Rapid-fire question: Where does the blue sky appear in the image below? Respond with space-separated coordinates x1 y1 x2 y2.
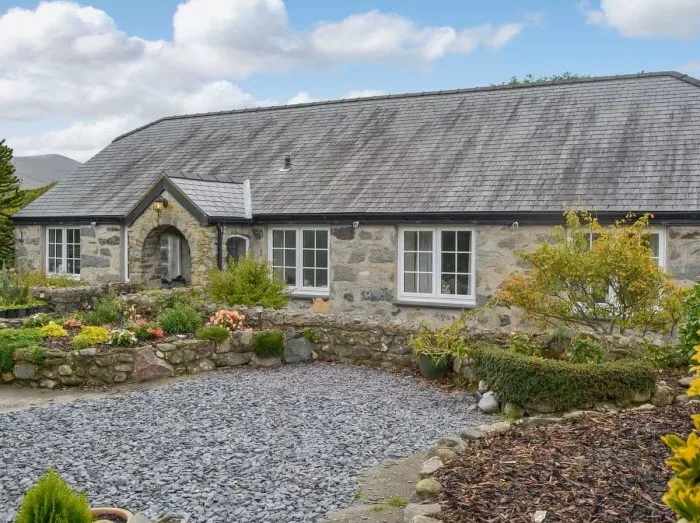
1 0 699 160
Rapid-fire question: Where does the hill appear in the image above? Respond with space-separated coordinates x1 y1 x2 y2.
11 154 82 188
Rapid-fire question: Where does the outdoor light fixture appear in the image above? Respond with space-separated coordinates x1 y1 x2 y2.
153 196 168 215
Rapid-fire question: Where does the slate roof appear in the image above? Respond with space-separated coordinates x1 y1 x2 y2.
15 71 700 221
169 175 249 219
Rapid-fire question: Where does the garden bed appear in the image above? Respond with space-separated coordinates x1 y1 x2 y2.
436 404 694 522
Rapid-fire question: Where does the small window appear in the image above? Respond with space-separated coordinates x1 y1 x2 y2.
269 227 329 293
47 227 81 276
160 234 181 280
226 235 249 263
398 226 476 306
587 229 665 267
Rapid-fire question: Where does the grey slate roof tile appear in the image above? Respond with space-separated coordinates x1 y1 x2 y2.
14 72 700 220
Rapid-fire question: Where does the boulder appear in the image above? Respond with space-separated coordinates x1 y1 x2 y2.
57 364 73 376
631 389 652 403
412 517 444 523
437 435 467 453
516 417 562 429
679 376 696 387
133 348 174 383
477 391 500 414
250 355 282 367
675 394 690 406
651 383 675 407
523 399 557 414
403 504 441 523
214 352 252 367
414 478 442 501
284 333 313 363
478 421 512 435
420 457 444 478
186 359 216 374
1 371 14 383
460 427 485 440
39 379 59 390
477 380 490 393
432 447 457 463
13 362 37 380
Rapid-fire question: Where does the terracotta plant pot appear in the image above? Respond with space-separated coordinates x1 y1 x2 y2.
417 353 450 380
90 507 134 523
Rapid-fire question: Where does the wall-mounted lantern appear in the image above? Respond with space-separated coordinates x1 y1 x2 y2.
153 196 169 215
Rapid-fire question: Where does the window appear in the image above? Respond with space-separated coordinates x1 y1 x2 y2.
269 227 329 294
398 226 476 306
586 228 665 267
226 235 249 263
160 234 181 280
47 227 81 276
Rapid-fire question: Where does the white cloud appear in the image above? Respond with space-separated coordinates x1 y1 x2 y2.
1 0 531 160
343 89 386 99
582 0 700 39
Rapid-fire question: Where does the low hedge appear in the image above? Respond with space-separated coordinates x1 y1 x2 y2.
473 343 656 412
253 330 285 358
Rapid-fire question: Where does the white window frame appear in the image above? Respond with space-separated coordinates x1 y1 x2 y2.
397 225 477 307
46 226 81 279
586 226 666 268
225 234 250 263
267 226 330 297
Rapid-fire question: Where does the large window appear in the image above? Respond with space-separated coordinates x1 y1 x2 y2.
587 228 665 267
47 227 81 276
398 226 476 306
269 227 329 294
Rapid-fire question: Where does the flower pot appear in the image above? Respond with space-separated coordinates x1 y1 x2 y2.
418 353 450 380
90 507 134 523
6 308 18 319
16 308 27 318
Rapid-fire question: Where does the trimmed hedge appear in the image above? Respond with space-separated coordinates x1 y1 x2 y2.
473 343 656 412
252 329 284 358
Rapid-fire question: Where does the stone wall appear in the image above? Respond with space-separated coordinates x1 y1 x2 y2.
667 226 700 283
14 224 42 272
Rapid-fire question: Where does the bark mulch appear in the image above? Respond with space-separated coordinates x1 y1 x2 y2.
436 404 695 523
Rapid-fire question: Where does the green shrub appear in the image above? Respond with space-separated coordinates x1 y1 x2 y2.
302 327 320 344
25 345 48 365
196 325 230 343
677 282 700 362
409 320 467 365
253 329 285 358
206 255 289 309
15 469 92 523
0 268 30 307
643 340 689 369
81 292 122 325
23 313 52 328
151 288 203 313
472 343 655 412
71 326 110 349
133 322 164 341
109 329 137 347
507 332 542 358
158 304 202 334
40 322 68 339
568 336 605 364
14 271 81 288
0 328 42 372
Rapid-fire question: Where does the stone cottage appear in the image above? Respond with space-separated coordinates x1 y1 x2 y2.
12 72 700 320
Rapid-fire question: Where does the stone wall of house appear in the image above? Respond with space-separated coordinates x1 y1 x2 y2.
80 224 124 284
14 224 42 271
128 190 217 287
667 226 700 284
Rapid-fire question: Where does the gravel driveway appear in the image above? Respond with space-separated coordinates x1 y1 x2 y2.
0 363 486 522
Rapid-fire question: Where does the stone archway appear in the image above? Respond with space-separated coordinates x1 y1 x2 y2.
131 225 192 287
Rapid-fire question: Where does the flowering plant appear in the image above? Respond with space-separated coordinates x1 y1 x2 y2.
109 329 137 347
133 321 164 341
63 317 82 329
206 309 245 332
126 305 142 325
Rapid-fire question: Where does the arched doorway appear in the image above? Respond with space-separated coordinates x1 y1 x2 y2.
140 225 191 287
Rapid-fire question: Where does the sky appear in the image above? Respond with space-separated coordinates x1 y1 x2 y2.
1 0 699 162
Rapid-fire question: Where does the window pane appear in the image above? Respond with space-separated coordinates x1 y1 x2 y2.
404 231 417 251
316 250 328 268
55 245 62 258
442 231 456 251
67 245 73 259
55 229 62 243
67 260 74 274
73 260 80 274
316 231 328 249
73 245 80 259
49 245 55 258
457 231 471 251
273 230 284 248
441 253 455 272
284 248 296 267
457 253 470 274
648 233 660 257
48 259 56 273
418 253 432 272
303 230 315 249
404 252 416 271
49 229 56 243
316 269 328 287
67 229 73 243
285 268 296 286
303 250 315 268
404 273 416 293
419 231 433 251
418 273 432 293
73 229 80 243
285 230 296 247
457 274 470 295
272 248 283 266
441 274 456 294
303 268 315 287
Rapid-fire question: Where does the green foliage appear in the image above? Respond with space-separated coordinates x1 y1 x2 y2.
15 468 92 523
195 325 230 343
409 319 467 366
71 326 110 349
0 140 23 268
678 282 700 363
507 332 541 358
151 288 203 313
15 271 80 288
206 255 289 309
498 210 685 336
40 322 68 339
23 313 52 328
472 343 656 412
80 292 123 326
25 345 48 365
157 304 202 334
302 327 320 343
0 328 42 372
252 329 285 358
109 329 137 347
506 72 590 85
0 268 30 307
568 336 605 364
643 340 689 370
386 496 408 508
132 322 164 341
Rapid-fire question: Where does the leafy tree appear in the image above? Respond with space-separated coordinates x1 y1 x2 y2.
498 210 685 336
505 72 590 85
0 140 22 267
206 255 289 309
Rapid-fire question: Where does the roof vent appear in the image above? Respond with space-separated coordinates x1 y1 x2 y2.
281 155 291 171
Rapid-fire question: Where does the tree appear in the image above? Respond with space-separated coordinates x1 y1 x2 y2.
498 210 685 336
505 72 590 85
0 140 22 268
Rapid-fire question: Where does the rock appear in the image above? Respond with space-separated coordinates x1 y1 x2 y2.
460 427 485 440
114 364 133 373
156 343 177 353
477 380 490 393
631 389 652 403
59 376 84 386
478 421 511 435
1 371 14 383
437 435 467 453
502 402 525 419
478 391 500 414
651 383 675 407
284 333 313 363
57 364 73 376
132 348 175 383
75 348 97 357
39 379 59 390
412 517 444 523
250 355 283 367
129 515 150 523
214 352 252 367
414 478 442 500
187 359 216 374
562 410 596 419
311 350 318 361
404 504 441 523
13 363 37 380
432 447 457 463
675 394 690 405
523 399 557 414
420 457 444 478
516 417 562 429
595 402 621 413
632 403 656 411
679 376 696 387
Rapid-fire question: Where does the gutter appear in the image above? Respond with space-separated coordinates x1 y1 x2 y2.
216 223 224 270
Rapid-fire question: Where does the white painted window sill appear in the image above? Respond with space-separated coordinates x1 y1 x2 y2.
288 288 330 300
395 297 476 309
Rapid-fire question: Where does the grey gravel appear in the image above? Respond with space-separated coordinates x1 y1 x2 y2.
0 363 486 522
